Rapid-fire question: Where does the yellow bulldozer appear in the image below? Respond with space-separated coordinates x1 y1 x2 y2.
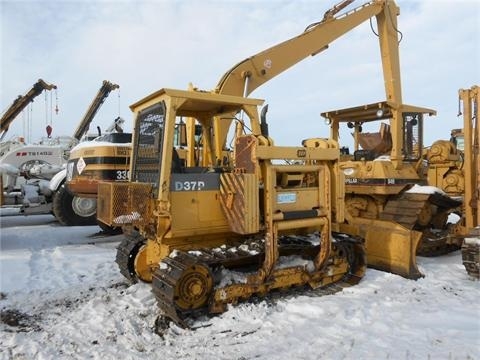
97 88 367 326
317 101 462 279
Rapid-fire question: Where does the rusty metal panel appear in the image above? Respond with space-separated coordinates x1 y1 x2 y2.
234 135 257 174
220 173 259 234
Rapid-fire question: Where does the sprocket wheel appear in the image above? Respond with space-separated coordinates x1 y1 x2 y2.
174 264 213 311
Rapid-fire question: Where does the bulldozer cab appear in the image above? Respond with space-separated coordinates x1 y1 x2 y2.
97 88 265 234
128 88 263 189
321 101 434 162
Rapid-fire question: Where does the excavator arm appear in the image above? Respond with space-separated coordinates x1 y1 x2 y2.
71 80 119 141
1 79 57 140
212 0 402 160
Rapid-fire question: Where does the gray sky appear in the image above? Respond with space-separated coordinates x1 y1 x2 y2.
1 0 479 149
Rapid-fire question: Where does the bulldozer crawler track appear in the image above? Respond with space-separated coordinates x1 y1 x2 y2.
115 231 146 283
462 227 480 279
461 241 480 279
152 233 365 328
417 230 461 257
380 192 461 256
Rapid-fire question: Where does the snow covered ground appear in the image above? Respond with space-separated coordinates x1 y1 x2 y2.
0 213 479 360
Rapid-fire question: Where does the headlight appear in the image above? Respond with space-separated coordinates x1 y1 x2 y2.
343 168 355 176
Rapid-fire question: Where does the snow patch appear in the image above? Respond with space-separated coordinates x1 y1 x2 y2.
274 255 315 272
113 211 140 224
0 214 479 359
373 155 391 161
406 184 446 195
464 237 480 245
216 268 248 288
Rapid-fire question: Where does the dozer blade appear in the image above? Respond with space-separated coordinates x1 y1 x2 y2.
341 218 423 280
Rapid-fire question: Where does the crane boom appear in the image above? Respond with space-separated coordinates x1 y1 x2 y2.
72 80 120 141
1 79 57 140
212 0 403 164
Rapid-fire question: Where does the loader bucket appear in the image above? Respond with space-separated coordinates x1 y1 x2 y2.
340 219 423 280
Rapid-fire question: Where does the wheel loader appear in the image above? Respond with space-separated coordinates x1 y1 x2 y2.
51 80 123 227
97 88 366 326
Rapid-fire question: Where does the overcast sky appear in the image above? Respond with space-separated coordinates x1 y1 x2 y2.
1 0 479 149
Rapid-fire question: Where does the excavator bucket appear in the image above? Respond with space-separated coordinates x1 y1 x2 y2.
341 218 422 279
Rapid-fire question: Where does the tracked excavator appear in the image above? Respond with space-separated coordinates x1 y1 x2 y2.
50 80 123 226
95 0 441 325
426 86 479 278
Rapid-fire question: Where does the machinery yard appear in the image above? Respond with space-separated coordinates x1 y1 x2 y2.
1 0 479 359
0 213 479 360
